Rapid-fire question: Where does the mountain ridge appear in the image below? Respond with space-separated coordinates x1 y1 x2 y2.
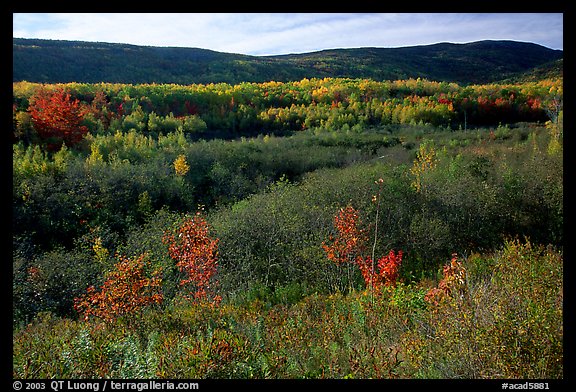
13 38 563 85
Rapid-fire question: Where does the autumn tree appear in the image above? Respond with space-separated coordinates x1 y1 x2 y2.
173 154 190 176
322 205 367 266
85 89 114 130
28 87 89 150
163 212 222 306
322 200 403 294
410 140 438 193
74 253 163 322
356 250 403 294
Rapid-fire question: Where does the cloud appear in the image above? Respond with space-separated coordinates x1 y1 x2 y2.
13 13 563 55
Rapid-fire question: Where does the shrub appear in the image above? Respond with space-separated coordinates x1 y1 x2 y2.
163 211 222 306
74 253 163 322
402 239 563 378
13 247 102 323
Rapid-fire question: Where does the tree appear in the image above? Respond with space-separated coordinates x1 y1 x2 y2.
356 250 403 294
322 205 367 266
74 253 163 322
28 87 89 150
173 154 190 177
163 212 222 306
322 203 403 294
409 140 438 193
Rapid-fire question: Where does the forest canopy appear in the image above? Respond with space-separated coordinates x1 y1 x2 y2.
13 77 561 145
13 38 563 85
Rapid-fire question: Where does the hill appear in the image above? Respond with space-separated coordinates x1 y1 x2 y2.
13 38 562 85
500 58 563 83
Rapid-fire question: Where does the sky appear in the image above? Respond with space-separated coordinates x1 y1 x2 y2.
13 13 563 56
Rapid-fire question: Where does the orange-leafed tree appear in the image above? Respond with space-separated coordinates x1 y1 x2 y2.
357 250 403 294
74 253 163 322
28 87 88 150
322 199 403 294
322 205 367 266
163 212 222 306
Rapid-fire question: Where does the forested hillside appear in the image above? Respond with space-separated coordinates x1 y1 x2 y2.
13 70 563 379
13 38 563 85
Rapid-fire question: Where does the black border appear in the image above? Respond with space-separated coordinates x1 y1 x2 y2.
7 4 572 390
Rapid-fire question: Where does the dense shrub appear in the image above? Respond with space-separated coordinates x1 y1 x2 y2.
13 239 562 379
13 125 562 323
402 239 562 378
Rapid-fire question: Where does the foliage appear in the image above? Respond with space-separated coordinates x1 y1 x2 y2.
13 124 562 321
28 87 88 149
357 250 403 294
14 38 562 85
13 77 561 144
402 239 562 378
424 253 467 306
13 239 562 379
173 154 190 177
12 75 563 379
322 205 367 266
322 205 403 294
13 244 102 324
73 253 163 322
409 140 437 193
163 212 222 306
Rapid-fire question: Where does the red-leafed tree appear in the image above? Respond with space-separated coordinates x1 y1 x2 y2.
322 205 367 266
28 87 88 150
322 202 403 294
163 212 222 306
73 253 163 323
357 250 403 294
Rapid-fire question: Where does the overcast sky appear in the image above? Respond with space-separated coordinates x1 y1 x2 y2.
13 13 563 56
